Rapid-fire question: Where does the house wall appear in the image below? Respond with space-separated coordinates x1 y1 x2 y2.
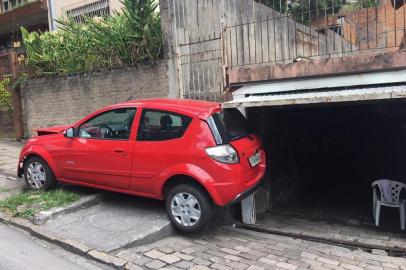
21 61 169 137
51 0 123 29
313 2 406 51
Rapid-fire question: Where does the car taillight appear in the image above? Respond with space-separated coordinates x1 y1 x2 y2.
205 144 239 164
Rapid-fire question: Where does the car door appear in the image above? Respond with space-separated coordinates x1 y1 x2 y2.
130 108 193 194
60 107 137 190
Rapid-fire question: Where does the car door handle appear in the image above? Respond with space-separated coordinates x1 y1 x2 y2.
114 148 125 154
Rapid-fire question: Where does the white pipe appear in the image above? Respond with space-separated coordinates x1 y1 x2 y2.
47 0 56 31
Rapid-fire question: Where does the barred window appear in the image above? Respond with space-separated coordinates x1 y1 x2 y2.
63 0 110 24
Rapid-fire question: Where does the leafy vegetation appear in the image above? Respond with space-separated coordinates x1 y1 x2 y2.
0 189 79 218
22 0 163 76
0 79 12 109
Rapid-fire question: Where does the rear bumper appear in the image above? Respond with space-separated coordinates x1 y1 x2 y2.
225 177 264 206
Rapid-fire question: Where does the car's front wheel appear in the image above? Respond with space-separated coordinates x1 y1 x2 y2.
23 156 56 191
166 184 212 232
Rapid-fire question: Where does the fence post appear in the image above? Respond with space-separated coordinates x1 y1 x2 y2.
8 52 24 139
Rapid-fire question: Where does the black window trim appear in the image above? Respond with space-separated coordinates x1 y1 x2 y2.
77 107 137 141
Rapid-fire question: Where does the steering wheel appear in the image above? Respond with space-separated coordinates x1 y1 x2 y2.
99 125 114 138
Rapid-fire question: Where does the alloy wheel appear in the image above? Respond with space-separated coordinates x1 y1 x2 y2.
26 162 46 189
171 192 202 227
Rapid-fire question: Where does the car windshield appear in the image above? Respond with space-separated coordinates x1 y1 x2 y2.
211 108 249 143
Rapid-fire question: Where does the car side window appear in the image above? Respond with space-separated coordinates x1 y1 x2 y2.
78 108 136 140
137 109 192 141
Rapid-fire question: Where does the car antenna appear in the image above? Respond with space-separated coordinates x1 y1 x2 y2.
127 96 134 101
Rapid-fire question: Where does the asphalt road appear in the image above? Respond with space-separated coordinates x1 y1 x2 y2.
0 223 112 270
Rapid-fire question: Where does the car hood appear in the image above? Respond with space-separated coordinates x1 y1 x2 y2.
34 125 70 136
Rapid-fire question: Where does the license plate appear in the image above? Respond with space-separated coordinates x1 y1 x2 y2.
248 151 261 167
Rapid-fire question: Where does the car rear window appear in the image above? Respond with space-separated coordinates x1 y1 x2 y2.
137 109 192 141
209 108 249 144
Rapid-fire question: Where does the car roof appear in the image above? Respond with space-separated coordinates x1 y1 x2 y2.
114 98 221 118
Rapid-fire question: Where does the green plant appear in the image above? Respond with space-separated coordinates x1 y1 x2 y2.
22 0 163 76
0 189 79 218
0 78 12 109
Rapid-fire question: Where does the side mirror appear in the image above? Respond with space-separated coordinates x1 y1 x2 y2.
65 127 74 138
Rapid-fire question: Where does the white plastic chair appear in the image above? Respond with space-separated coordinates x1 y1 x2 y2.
372 180 406 231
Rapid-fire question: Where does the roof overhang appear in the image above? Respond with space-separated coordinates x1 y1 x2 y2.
223 85 406 109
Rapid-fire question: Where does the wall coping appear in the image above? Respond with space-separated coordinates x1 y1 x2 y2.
25 60 167 84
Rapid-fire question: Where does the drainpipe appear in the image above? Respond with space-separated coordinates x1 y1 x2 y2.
47 0 56 31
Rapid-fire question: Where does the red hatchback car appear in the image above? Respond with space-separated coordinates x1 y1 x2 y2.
18 99 266 231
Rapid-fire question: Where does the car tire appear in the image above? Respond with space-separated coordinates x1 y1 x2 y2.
166 184 212 232
23 156 57 191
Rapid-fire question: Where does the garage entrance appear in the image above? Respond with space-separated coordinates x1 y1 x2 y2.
250 100 406 226
224 85 406 251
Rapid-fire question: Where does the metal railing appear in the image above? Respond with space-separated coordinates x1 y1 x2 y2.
62 0 110 24
0 0 39 14
224 0 406 68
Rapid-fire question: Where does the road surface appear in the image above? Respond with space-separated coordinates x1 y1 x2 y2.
0 223 112 270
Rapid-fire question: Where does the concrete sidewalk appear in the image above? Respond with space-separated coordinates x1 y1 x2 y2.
42 193 174 253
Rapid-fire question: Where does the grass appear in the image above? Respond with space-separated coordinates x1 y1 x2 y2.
0 187 10 192
0 189 80 218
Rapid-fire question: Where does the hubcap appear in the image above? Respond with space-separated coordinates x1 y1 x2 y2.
26 162 46 189
171 192 201 227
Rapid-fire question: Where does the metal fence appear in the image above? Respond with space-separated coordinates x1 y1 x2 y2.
0 107 14 138
223 0 406 68
179 46 224 101
0 53 17 139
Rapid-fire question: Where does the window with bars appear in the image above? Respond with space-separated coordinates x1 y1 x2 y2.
64 0 110 24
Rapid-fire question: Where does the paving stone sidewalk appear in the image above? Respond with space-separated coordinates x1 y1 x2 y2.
0 140 24 199
249 210 406 251
115 226 406 270
0 139 22 176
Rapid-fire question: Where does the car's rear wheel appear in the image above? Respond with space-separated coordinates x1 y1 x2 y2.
24 156 56 191
166 184 212 232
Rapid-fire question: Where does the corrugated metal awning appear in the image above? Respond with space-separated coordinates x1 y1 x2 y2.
223 85 406 109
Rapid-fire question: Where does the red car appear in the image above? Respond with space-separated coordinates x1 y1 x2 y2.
18 99 265 231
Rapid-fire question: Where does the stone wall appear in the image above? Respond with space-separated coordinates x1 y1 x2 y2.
21 61 169 137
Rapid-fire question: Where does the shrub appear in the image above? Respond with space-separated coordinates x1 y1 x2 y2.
22 0 163 76
0 79 12 109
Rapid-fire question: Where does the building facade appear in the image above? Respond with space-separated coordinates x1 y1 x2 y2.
0 0 48 57
48 0 124 31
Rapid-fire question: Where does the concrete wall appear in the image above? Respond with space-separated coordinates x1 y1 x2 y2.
21 61 169 137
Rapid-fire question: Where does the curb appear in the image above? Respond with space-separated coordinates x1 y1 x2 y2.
0 212 130 269
31 193 102 225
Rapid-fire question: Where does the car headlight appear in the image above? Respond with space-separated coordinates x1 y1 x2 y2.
205 144 239 164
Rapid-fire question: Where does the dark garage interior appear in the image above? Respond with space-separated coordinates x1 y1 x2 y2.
248 100 406 231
